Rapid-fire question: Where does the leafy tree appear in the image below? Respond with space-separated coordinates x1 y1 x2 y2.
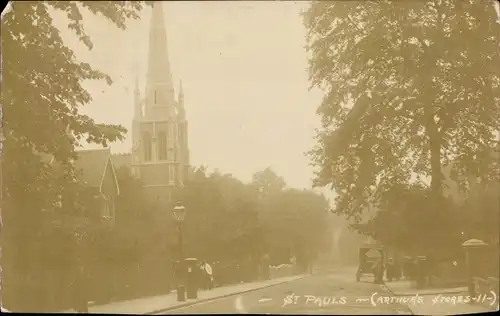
262 188 329 265
178 166 330 270
1 2 149 312
95 166 174 302
1 1 149 223
459 172 500 243
355 184 459 255
252 167 286 197
181 168 262 262
303 0 500 230
109 166 163 261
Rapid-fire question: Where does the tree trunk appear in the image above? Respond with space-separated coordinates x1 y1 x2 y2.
425 109 444 204
429 137 443 201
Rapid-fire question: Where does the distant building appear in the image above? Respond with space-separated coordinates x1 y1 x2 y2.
42 148 120 226
112 2 190 206
74 148 120 226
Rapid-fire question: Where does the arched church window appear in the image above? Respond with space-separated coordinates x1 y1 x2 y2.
143 132 152 161
154 90 157 104
158 131 167 160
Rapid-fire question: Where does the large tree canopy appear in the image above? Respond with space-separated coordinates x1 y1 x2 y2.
1 1 149 219
1 2 149 311
304 0 500 222
176 166 330 264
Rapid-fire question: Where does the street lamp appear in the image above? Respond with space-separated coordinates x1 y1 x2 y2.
173 201 186 223
172 201 186 302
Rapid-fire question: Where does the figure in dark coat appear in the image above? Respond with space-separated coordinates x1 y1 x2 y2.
372 257 384 284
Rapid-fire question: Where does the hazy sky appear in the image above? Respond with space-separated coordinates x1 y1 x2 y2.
52 1 323 190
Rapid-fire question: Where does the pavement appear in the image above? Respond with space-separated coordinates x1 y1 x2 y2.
60 266 499 315
384 279 498 315
156 266 415 315
157 266 499 315
62 275 305 314
384 280 468 296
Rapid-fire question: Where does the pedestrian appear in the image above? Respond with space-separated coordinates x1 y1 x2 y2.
199 261 213 290
372 257 384 284
204 261 213 289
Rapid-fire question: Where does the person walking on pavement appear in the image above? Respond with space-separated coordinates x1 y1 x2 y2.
372 256 384 284
200 261 213 290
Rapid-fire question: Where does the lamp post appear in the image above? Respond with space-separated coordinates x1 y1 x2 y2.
172 201 187 302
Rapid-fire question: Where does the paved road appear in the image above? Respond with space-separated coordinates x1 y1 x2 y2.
157 268 414 314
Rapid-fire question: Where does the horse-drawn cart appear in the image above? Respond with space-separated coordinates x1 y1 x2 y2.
356 242 385 282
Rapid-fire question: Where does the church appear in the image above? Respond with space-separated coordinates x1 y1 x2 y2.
112 2 190 205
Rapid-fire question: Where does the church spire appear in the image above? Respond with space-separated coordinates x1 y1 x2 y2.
145 1 175 116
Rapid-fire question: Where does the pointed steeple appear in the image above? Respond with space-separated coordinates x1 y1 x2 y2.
145 1 175 117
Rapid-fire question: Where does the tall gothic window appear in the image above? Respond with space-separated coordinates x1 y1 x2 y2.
154 90 157 104
158 131 167 160
143 132 152 161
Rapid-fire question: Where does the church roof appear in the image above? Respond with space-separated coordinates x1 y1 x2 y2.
74 148 120 195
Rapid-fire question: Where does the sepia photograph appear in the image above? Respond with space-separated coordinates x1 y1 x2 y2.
0 0 499 314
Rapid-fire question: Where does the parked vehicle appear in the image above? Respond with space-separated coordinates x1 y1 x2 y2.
356 246 385 282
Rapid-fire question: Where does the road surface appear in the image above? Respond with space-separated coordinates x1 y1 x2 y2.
156 268 414 314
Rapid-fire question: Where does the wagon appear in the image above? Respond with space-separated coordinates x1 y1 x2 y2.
356 246 385 282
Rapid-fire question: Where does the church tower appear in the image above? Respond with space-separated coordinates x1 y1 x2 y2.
131 2 190 204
